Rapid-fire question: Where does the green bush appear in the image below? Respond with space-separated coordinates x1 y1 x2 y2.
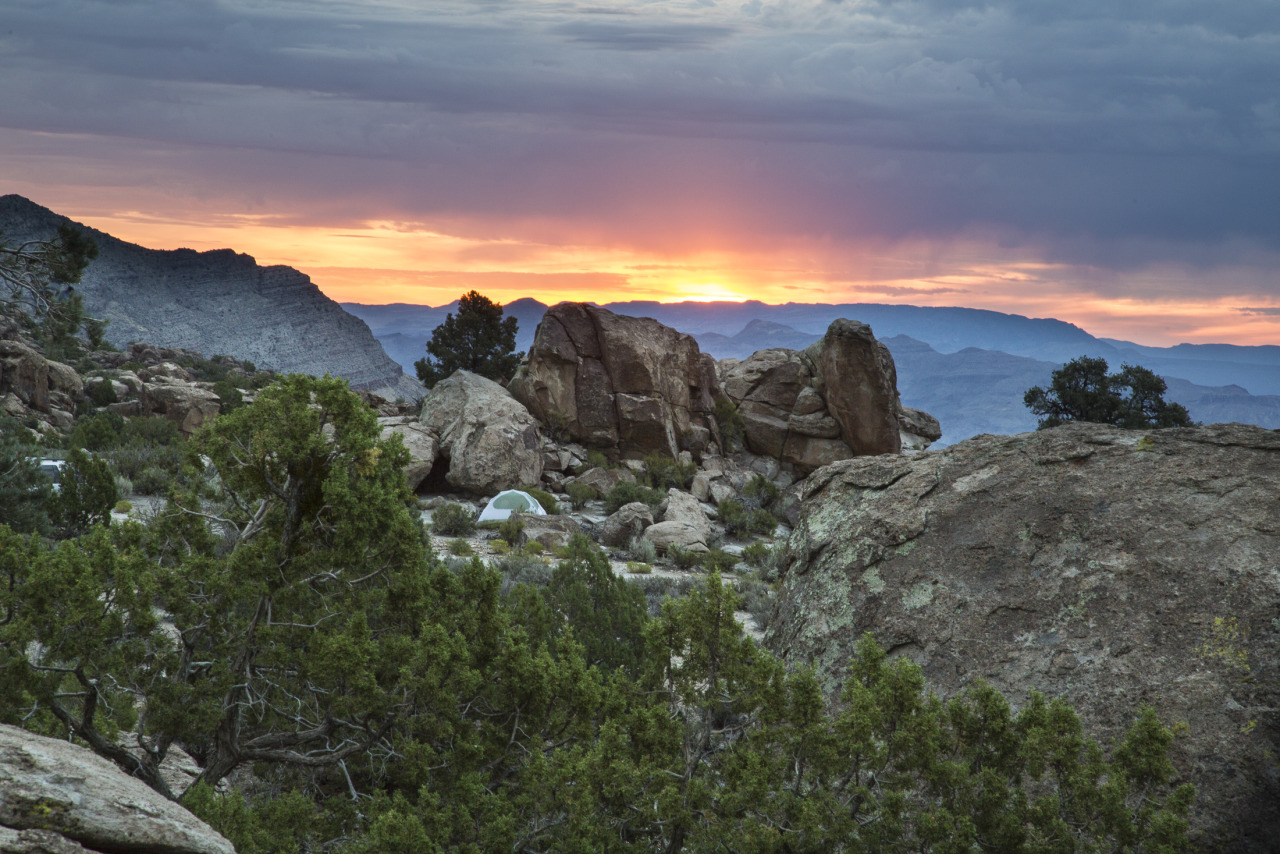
522 541 545 556
211 380 244 413
667 544 702 571
701 547 738 574
626 561 652 574
604 481 664 514
741 541 771 568
69 411 125 451
640 453 696 491
432 502 477 536
447 538 474 557
113 499 133 514
566 481 597 510
523 486 559 515
133 466 172 496
122 416 182 447
719 499 749 538
748 508 777 536
586 450 611 470
626 535 658 565
86 378 118 407
490 539 511 555
498 514 525 545
713 396 745 452
743 473 780 510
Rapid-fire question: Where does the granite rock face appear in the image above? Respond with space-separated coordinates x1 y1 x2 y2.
418 370 543 495
0 724 234 854
509 303 721 459
0 194 422 402
719 319 935 473
767 422 1280 849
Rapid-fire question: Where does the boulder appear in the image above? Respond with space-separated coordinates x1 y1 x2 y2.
719 319 936 473
379 418 439 491
509 303 720 460
141 382 221 434
0 723 234 854
810 318 901 455
598 502 655 547
0 340 49 413
768 422 1280 849
659 488 711 538
419 371 543 495
515 514 582 550
568 466 635 495
43 361 82 398
643 521 709 554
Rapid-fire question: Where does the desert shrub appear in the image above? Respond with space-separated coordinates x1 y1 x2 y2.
743 473 780 510
212 380 244 413
86 378 118 407
490 539 511 555
701 547 738 574
566 481 597 510
604 482 664 514
133 466 172 496
523 487 559 515
113 499 133 514
522 541 545 556
69 411 125 451
748 508 777 536
498 514 526 545
641 453 696 491
122 416 182 447
713 396 745 452
667 545 702 571
718 499 749 538
586 450 611 470
626 535 658 565
630 574 704 616
736 577 774 630
113 475 133 496
495 553 553 591
432 502 477 536
741 541 771 568
626 561 652 574
447 538 474 557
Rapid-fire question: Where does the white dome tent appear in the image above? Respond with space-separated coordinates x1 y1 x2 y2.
477 489 548 523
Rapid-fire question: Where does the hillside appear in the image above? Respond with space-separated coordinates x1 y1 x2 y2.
0 195 422 401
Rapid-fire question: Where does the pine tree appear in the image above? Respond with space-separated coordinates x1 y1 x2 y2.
1025 356 1193 429
414 290 520 388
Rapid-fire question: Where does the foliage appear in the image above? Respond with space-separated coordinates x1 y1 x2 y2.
626 561 652 574
743 473 781 510
565 480 597 509
543 535 648 674
586 449 612 470
523 486 559 515
700 546 739 574
497 513 525 544
604 480 665 514
641 452 697 491
667 543 702 570
1025 356 1194 430
447 538 474 557
741 540 771 568
414 290 520 388
720 498 778 539
713 395 745 452
0 418 52 534
431 501 477 536
85 377 118 407
0 224 101 350
113 499 132 514
626 534 658 565
48 447 117 538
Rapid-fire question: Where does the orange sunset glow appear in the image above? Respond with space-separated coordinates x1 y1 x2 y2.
60 207 1280 348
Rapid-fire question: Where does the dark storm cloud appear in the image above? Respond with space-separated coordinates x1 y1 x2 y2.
1 0 1278 274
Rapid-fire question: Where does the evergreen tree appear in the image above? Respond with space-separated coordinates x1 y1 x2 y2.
414 290 520 388
0 224 101 352
1025 356 1193 429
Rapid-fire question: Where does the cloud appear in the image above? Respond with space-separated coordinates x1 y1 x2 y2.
0 0 1277 310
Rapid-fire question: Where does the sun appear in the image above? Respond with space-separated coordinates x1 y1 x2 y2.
657 282 748 304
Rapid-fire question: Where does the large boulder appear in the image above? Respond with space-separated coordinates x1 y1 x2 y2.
809 318 901 455
0 724 234 854
0 340 50 413
141 382 221 434
767 422 1280 848
598 502 654 547
509 303 720 460
379 417 439 491
419 371 543 495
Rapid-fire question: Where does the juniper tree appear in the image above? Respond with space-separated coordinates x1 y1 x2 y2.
1025 356 1193 429
414 290 520 388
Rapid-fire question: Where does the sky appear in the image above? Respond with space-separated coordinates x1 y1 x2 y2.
2 0 1279 346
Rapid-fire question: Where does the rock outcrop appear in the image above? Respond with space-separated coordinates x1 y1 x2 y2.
416 371 543 495
0 194 422 402
768 422 1280 848
509 303 720 460
719 319 938 473
0 724 234 854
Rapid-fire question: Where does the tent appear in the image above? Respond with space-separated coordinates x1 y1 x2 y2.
478 489 548 522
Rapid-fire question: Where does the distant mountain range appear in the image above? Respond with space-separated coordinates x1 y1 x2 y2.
344 299 1280 446
1 195 422 400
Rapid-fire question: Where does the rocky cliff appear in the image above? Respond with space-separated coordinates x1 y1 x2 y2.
768 422 1280 848
0 195 422 401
